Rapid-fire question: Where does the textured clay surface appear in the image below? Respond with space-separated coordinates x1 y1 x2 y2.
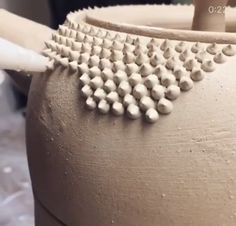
43 8 236 123
25 5 236 226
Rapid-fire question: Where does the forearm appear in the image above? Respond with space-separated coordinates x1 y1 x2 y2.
0 9 54 52
0 9 54 94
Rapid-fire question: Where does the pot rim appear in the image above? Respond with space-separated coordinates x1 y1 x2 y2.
68 5 236 44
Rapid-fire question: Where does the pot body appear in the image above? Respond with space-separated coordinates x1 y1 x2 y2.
26 54 236 226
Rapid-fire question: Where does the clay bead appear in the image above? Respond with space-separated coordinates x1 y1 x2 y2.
125 35 134 44
150 54 165 67
153 65 167 79
81 43 91 53
69 30 77 39
190 68 205 81
147 44 159 57
160 39 172 51
47 51 57 60
123 52 136 64
69 50 80 61
89 66 101 78
45 40 54 49
126 63 139 75
175 41 187 53
163 47 175 59
79 53 90 64
195 50 211 63
96 29 105 38
145 108 159 123
61 46 70 57
123 43 135 53
100 48 111 59
78 63 89 74
127 104 141 119
72 41 82 51
110 50 123 62
160 73 176 87
58 25 67 36
88 55 100 67
89 27 98 36
93 37 103 46
81 84 93 98
94 88 107 101
206 43 219 55
82 25 91 34
46 60 55 71
80 73 90 85
184 59 198 71
76 23 83 32
144 74 159 89
134 44 148 55
59 36 67 46
214 53 227 64
201 60 216 72
123 94 137 107
139 96 155 111
165 56 180 70
151 85 165 100
165 85 180 100
91 45 102 56
118 81 132 97
128 73 143 87
147 38 160 48
66 38 73 48
114 33 124 42
69 61 78 71
222 44 236 56
113 61 126 72
112 102 125 116
157 98 173 114
90 76 104 89
42 48 52 57
179 49 194 62
69 21 77 30
98 99 110 114
179 76 194 91
59 36 68 46
101 68 114 81
114 70 128 84
191 42 203 53
140 63 154 77
83 35 93 44
133 84 149 99
134 37 143 46
76 31 85 42
135 53 149 65
102 39 113 49
106 91 119 103
99 59 112 70
173 66 187 81
112 40 124 50
104 80 117 92
59 57 69 67
85 97 97 110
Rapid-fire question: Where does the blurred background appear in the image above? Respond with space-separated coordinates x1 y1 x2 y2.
0 0 190 225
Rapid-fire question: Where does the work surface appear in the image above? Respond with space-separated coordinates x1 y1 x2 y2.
0 113 34 226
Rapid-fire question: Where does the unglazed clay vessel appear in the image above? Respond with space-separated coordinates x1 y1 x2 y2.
2 3 236 226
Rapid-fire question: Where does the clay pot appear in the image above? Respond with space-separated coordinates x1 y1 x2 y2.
2 4 236 226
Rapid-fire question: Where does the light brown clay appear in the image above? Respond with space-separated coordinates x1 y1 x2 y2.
2 4 236 226
192 0 229 32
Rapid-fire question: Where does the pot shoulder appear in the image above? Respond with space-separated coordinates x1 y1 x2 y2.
27 59 236 226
